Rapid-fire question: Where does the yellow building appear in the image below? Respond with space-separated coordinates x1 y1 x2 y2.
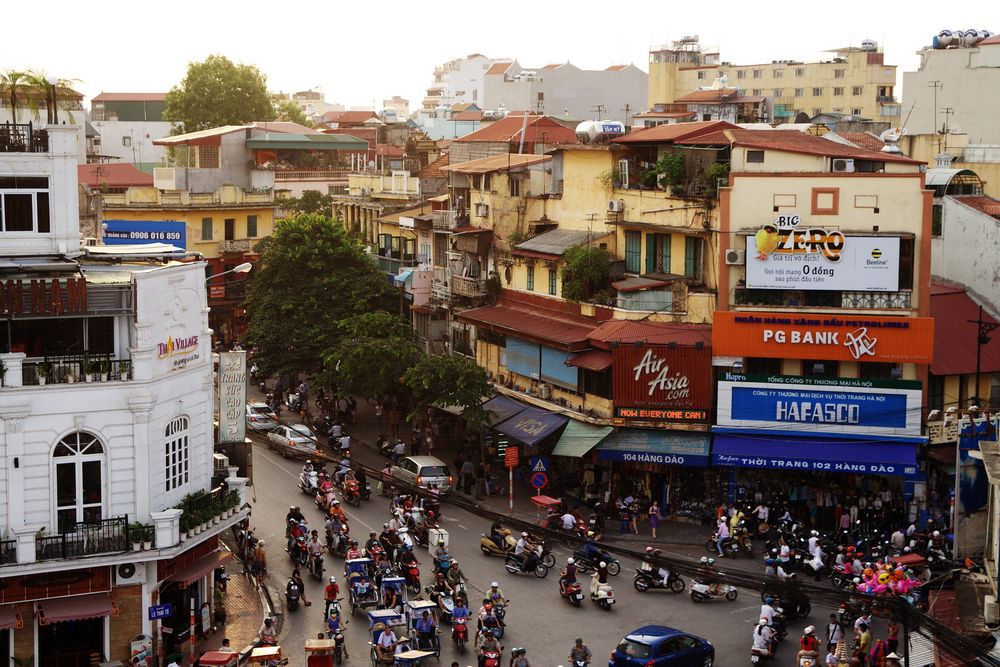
648 37 899 123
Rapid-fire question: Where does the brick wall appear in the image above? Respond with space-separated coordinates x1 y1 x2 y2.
109 584 142 662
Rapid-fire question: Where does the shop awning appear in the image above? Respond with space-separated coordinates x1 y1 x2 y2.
0 605 22 630
551 420 612 457
495 407 568 446
165 549 233 589
393 269 414 286
483 395 529 427
37 593 118 625
566 349 612 372
598 429 710 466
712 434 918 476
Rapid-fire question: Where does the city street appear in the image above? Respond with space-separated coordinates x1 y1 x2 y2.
244 437 839 667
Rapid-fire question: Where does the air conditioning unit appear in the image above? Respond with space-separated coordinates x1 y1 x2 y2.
475 203 488 217
985 594 999 625
213 453 230 476
725 248 746 265
608 199 625 213
537 383 552 400
115 562 147 586
832 158 855 173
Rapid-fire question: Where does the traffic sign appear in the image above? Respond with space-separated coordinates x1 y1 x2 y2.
147 603 173 620
504 446 519 468
529 456 549 473
529 472 549 489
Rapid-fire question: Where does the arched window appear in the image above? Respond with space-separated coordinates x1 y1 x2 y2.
54 432 105 533
165 416 190 492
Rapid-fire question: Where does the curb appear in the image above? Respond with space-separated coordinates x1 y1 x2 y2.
234 572 277 664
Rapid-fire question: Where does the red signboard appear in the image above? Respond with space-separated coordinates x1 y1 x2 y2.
612 344 713 423
0 566 111 604
504 446 519 468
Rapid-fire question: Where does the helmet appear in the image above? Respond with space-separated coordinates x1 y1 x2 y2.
490 582 498 588
758 618 768 626
257 540 265 546
438 539 445 546
289 505 296 511
586 531 595 538
329 576 337 583
436 573 444 580
332 500 340 506
707 558 716 565
521 532 528 538
811 530 818 536
383 523 389 529
765 558 776 566
764 596 775 604
933 530 940 537
645 546 654 554
599 561 607 568
370 531 376 537
804 626 815 635
306 460 312 464
700 556 708 564
567 557 574 565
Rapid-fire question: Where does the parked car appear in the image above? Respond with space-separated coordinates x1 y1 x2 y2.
609 625 714 667
246 402 279 432
267 424 317 455
390 456 453 493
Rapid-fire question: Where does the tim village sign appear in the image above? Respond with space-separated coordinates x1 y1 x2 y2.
0 278 87 318
611 344 712 423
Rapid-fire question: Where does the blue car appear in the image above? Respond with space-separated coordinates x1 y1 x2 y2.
609 625 714 667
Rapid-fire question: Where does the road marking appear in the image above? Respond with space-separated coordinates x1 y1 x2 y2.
456 524 466 531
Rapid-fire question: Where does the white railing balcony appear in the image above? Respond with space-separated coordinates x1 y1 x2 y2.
451 275 487 298
433 210 457 230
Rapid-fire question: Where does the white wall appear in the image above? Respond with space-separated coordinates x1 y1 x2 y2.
935 197 1000 314
91 120 171 165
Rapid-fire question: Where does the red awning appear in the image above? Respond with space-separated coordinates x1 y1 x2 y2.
165 550 233 589
567 349 612 371
588 320 711 346
37 593 118 625
0 605 22 630
529 495 562 508
457 305 594 349
930 283 1000 376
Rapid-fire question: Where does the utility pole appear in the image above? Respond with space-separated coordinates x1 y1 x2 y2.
591 104 606 121
622 103 632 126
940 107 955 151
928 80 943 151
969 304 999 406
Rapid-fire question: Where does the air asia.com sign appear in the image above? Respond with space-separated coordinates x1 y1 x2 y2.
712 311 934 364
612 345 712 422
743 215 900 291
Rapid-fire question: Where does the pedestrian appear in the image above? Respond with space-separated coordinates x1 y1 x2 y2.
483 461 494 495
885 617 899 655
375 402 384 430
648 501 660 539
826 613 845 647
462 458 474 495
617 499 629 535
410 432 421 457
348 396 357 424
475 460 486 499
339 433 351 455
856 623 871 665
630 498 640 534
252 539 267 578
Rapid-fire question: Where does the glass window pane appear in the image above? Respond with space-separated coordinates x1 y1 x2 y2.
4 194 33 232
82 460 102 504
57 508 77 533
56 463 77 507
36 192 49 233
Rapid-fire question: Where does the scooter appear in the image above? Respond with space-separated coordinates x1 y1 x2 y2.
299 470 319 495
573 549 621 576
309 551 325 580
560 580 585 607
750 642 777 664
286 577 301 612
452 614 469 653
504 554 548 578
342 478 361 507
589 574 615 610
481 648 502 667
479 531 516 558
403 562 421 594
689 580 738 602
633 568 686 593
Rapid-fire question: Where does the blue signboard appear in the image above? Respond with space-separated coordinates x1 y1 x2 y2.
147 603 173 620
712 434 918 477
494 408 568 446
529 456 549 474
104 219 186 248
730 385 908 429
597 429 710 467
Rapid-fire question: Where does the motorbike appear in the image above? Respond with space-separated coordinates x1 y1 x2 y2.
309 550 325 579
759 591 811 620
560 580 585 607
287 535 309 567
342 478 361 507
451 613 469 653
589 574 615 610
403 561 421 594
480 611 504 640
750 641 777 664
480 531 516 558
326 529 348 559
299 470 319 495
689 580 738 602
504 554 548 578
286 577 301 611
633 568 686 593
573 549 621 576
481 648 502 667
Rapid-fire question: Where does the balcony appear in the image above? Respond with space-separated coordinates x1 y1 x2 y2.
274 169 351 181
451 275 487 298
430 281 451 303
432 210 458 230
374 254 417 274
219 239 254 254
208 281 247 302
21 354 132 386
0 540 14 565
35 516 130 562
926 419 960 445
735 288 911 310
841 291 911 309
0 123 48 153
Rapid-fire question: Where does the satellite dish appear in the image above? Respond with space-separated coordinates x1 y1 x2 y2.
879 127 907 143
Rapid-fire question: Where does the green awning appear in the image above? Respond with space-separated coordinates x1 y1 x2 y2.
551 420 612 458
245 133 369 151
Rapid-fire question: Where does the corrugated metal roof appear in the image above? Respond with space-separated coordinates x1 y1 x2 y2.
589 320 711 346
92 92 166 102
513 229 594 257
678 128 921 164
611 276 671 293
442 153 550 174
154 125 252 146
245 133 368 151
456 304 593 348
566 349 612 371
926 169 978 187
930 283 1000 376
81 269 134 285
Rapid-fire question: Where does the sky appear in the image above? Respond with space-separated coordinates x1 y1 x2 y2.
3 1 993 112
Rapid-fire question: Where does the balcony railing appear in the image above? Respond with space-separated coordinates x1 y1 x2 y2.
926 419 960 445
374 255 417 274
0 540 14 565
841 291 911 309
209 281 247 302
219 239 253 254
451 275 487 298
22 355 132 386
0 123 48 153
35 516 130 562
432 210 457 230
274 169 352 181
735 289 912 309
186 486 227 517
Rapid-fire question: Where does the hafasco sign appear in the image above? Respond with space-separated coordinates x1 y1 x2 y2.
612 344 711 422
712 311 934 364
745 214 900 292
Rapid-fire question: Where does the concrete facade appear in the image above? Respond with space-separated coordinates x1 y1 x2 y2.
91 119 171 168
934 196 1000 315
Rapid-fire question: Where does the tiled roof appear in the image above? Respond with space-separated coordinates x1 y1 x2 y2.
420 153 449 179
677 128 921 163
980 34 1000 45
320 110 380 124
92 92 166 102
456 304 594 348
674 88 739 103
375 144 405 157
77 164 153 188
451 110 483 121
611 120 739 144
154 125 252 145
837 131 886 152
485 62 513 75
589 320 711 347
542 63 562 70
605 65 628 72
930 283 1000 376
441 153 550 175
634 111 697 119
454 115 578 145
952 195 1000 219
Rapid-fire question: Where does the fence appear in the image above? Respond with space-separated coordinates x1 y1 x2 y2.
35 516 130 561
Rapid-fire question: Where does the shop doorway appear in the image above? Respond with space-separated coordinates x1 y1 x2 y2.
38 617 105 666
0 629 9 665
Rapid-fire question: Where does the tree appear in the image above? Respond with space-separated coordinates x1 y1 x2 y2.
273 99 311 126
164 55 274 133
402 354 492 430
561 244 613 303
243 213 396 378
322 312 420 401
1 70 44 125
287 190 333 216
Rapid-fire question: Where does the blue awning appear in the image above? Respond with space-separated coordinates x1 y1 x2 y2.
712 433 918 477
494 407 568 446
394 269 414 286
482 395 529 427
598 429 710 466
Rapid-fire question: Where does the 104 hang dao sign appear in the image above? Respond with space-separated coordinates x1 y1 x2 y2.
716 372 922 437
744 214 900 291
612 344 712 423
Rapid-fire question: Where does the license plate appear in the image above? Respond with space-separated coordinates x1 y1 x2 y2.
574 594 584 600
751 656 759 663
607 598 615 604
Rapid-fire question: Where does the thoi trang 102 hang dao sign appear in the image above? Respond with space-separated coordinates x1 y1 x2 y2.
612 344 712 422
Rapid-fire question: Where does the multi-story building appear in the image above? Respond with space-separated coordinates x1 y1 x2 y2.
418 54 504 115
0 123 249 665
0 82 86 162
381 96 410 122
89 93 171 170
482 61 647 124
648 36 899 124
271 90 344 124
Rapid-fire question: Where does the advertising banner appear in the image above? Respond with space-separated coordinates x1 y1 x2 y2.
712 311 934 364
612 344 713 423
716 372 923 437
104 219 186 248
218 351 247 444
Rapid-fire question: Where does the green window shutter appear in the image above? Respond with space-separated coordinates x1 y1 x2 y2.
661 235 672 273
624 231 641 273
645 233 655 273
526 266 535 291
685 236 699 277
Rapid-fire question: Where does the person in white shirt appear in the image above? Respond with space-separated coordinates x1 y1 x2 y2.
752 618 774 652
826 613 844 645
854 613 872 635
560 512 577 531
891 529 905 550
339 434 351 454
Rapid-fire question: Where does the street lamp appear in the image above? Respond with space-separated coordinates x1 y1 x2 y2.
205 262 253 282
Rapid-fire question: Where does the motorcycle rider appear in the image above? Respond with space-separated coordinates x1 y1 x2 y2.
511 647 530 667
488 522 506 550
760 596 783 635
289 565 312 606
715 517 730 556
325 514 344 554
487 582 508 612
752 618 776 656
433 538 451 573
324 576 340 616
559 557 578 595
327 498 347 523
699 557 721 595
798 625 820 663
643 546 671 587
513 532 539 572
430 572 454 612
334 454 352 485
578 532 604 564
560 510 578 531
568 638 592 666
307 529 325 574
477 629 502 667
365 531 380 555
346 539 363 560
286 506 304 530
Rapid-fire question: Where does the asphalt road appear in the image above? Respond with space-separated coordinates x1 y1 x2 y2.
244 437 840 667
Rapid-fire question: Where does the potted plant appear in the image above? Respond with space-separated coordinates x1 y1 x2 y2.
179 514 190 542
0 358 6 388
130 522 144 551
141 524 153 550
118 359 129 381
226 490 240 517
37 361 51 386
95 358 109 382
85 360 101 382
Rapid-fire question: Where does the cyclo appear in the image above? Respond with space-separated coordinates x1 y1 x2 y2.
346 557 379 614
405 599 441 656
305 638 336 667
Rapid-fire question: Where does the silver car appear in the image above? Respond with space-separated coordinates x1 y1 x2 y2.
267 424 317 453
391 455 453 493
246 402 279 432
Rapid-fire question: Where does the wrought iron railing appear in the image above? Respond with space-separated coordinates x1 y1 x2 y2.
432 210 457 230
451 275 486 298
35 516 130 561
374 255 417 273
22 354 132 386
0 540 15 565
840 291 911 309
185 486 226 517
0 123 48 153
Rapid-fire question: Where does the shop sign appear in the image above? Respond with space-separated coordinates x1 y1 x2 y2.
712 311 934 364
157 334 201 372
218 351 247 444
0 566 110 604
744 215 900 291
712 452 915 476
717 373 922 437
0 277 87 318
599 449 709 466
612 344 712 423
147 603 173 620
130 634 153 666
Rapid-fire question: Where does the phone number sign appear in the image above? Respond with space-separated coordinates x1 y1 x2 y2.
104 219 186 248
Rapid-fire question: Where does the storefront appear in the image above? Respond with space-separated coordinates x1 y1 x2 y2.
156 540 230 659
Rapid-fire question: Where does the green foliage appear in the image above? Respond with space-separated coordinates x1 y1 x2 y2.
273 99 310 126
243 213 396 378
702 162 730 197
506 229 527 248
164 55 275 133
640 169 658 188
484 272 502 303
0 69 78 125
402 354 492 429
322 312 420 401
654 151 686 187
596 169 620 191
288 190 333 215
561 245 613 302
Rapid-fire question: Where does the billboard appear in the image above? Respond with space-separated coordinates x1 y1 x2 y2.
716 372 923 437
218 351 247 444
104 219 186 249
712 311 934 364
611 344 712 423
743 215 900 291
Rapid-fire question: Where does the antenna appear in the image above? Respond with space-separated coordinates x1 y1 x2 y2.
591 104 606 121
927 80 943 151
622 103 632 126
940 107 955 151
